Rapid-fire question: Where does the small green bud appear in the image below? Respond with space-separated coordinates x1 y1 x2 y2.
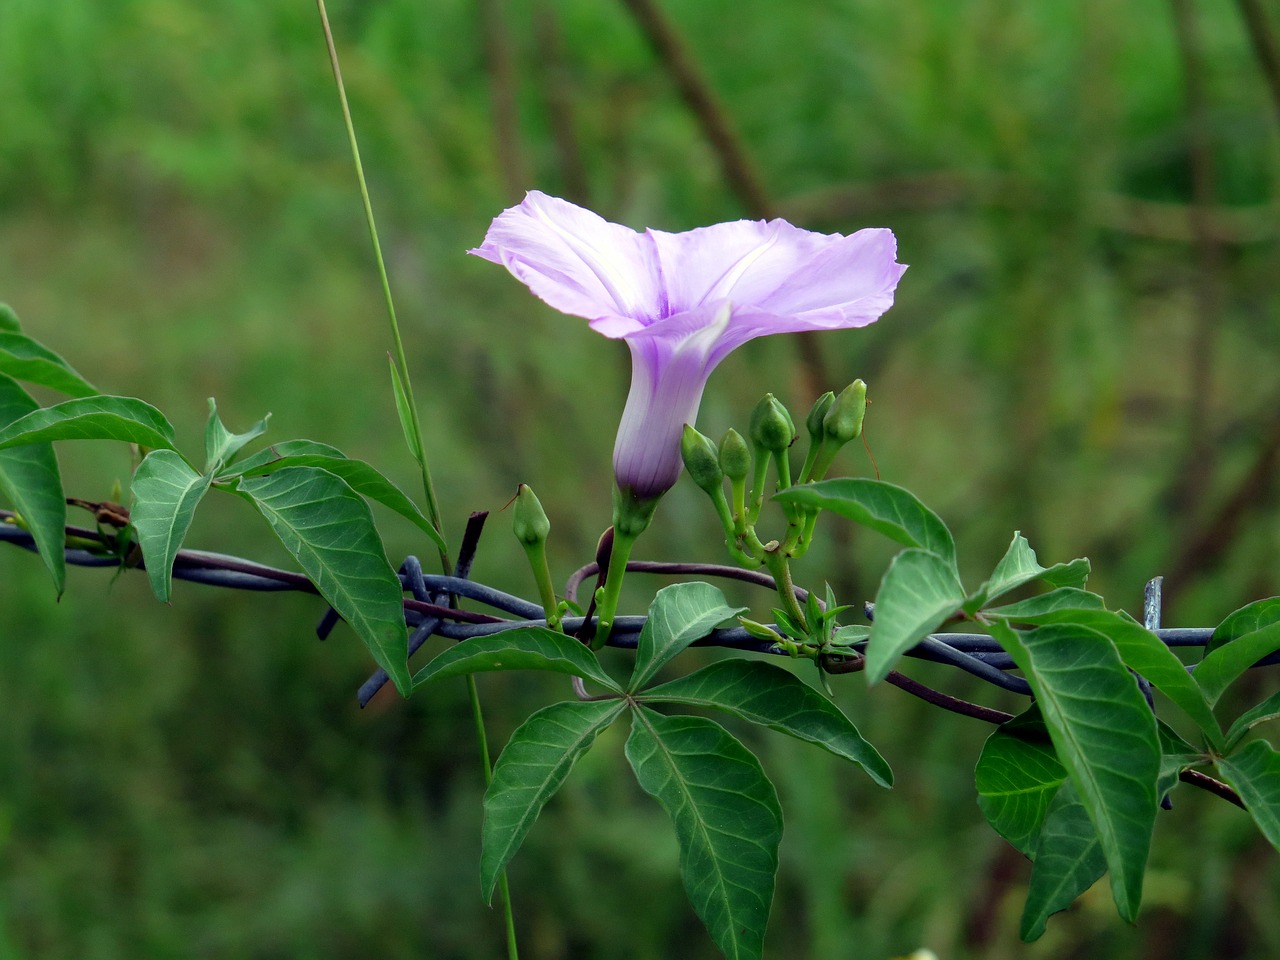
681 424 724 493
823 379 867 444
718 428 751 482
748 394 796 454
805 391 836 443
512 483 551 546
738 616 784 643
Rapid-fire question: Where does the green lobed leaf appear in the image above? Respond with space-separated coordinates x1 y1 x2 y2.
1195 620 1280 708
985 588 1107 620
990 622 1159 922
830 624 870 649
628 582 746 692
227 438 345 475
975 707 1066 855
412 627 621 692
1020 780 1107 941
129 449 213 603
0 331 98 398
642 659 892 786
0 304 20 332
625 708 781 960
1217 739 1280 852
203 398 270 473
1205 597 1280 658
1226 690 1280 752
1157 722 1205 800
232 451 445 552
968 532 1089 611
0 395 177 452
481 699 625 902
238 465 410 695
0 374 66 594
988 603 1221 750
865 547 965 684
774 478 956 568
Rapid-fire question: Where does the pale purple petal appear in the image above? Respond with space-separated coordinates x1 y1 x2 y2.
646 218 842 316
740 227 906 320
468 191 663 334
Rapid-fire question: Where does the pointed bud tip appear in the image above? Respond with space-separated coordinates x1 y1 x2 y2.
681 424 724 493
718 427 751 481
512 483 551 546
749 394 796 454
823 379 867 444
806 392 836 439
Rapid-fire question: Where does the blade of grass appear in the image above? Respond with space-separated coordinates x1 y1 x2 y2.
314 5 514 957
315 0 448 570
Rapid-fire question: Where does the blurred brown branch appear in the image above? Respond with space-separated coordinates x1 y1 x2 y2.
1236 0 1280 127
477 0 528 198
616 0 773 218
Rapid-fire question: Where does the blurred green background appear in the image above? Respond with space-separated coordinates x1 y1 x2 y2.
2 0 1279 956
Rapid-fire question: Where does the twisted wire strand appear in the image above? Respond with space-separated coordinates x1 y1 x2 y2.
0 517 1237 708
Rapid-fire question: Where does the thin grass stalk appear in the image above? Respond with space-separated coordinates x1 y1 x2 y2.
315 0 449 569
314 4 518 956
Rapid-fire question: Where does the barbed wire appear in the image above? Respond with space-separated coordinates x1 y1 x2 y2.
0 509 1241 717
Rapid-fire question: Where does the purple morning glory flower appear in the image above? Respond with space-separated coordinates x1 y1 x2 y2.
469 191 907 502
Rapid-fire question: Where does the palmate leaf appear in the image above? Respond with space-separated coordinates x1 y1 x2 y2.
975 707 1066 854
967 532 1090 612
1204 597 1280 658
987 601 1222 749
629 582 746 692
231 451 445 552
237 465 410 695
0 395 177 452
1021 780 1107 941
203 398 270 473
0 330 98 398
985 587 1107 620
129 449 213 602
775 478 956 569
990 622 1159 922
865 547 965 684
412 627 621 693
481 699 625 902
228 439 345 474
642 658 891 787
1217 740 1280 851
0 374 66 595
1196 617 1280 707
626 708 781 960
1226 690 1280 751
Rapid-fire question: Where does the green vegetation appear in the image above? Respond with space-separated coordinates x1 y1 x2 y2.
2 0 1278 956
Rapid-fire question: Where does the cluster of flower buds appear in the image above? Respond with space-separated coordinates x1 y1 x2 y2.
680 379 868 569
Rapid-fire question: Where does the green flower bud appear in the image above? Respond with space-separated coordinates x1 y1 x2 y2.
681 424 724 493
798 391 836 484
823 379 867 445
749 394 795 455
805 391 836 443
512 483 551 547
718 428 751 482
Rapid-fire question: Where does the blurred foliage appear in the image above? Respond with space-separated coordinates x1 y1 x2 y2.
1 0 1279 956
